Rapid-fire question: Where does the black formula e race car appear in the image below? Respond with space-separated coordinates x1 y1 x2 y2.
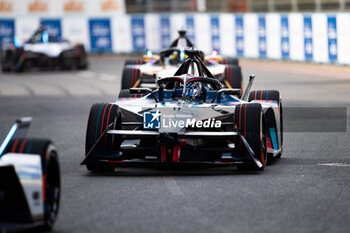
0 118 60 232
0 24 88 72
82 50 282 172
121 30 243 92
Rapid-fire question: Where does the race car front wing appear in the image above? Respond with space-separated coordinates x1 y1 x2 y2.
81 123 263 169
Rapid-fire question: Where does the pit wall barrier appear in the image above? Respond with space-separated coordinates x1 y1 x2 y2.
1 13 350 65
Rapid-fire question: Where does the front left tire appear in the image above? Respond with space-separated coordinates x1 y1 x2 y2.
85 103 121 172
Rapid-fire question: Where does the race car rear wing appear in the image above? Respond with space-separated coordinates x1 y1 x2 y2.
0 117 32 158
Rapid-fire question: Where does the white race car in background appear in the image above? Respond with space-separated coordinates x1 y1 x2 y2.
120 30 243 94
0 24 88 72
0 118 60 232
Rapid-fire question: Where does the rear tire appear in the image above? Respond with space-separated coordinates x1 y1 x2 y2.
220 57 239 66
248 90 283 159
76 44 88 70
14 48 25 72
5 139 60 230
85 103 121 172
1 63 11 72
124 59 145 67
121 68 141 89
248 90 280 103
234 103 267 171
223 65 243 92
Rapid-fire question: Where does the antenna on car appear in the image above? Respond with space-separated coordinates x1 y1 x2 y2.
241 75 255 101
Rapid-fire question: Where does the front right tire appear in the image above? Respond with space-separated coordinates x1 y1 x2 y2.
248 90 283 159
85 103 121 172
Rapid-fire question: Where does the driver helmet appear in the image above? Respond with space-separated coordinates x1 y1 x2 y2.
170 51 178 60
185 81 203 100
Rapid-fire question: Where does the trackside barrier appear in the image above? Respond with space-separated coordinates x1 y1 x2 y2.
1 13 350 65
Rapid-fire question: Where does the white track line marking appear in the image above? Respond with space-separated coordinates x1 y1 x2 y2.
0 87 30 96
163 177 184 196
78 71 95 79
99 73 117 82
318 163 350 167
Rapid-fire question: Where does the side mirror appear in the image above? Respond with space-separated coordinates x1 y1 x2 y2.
211 88 242 103
130 88 158 102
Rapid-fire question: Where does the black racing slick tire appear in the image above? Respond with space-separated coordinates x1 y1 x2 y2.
223 65 243 92
76 44 88 70
85 103 121 172
1 66 11 72
234 103 267 171
248 90 280 104
118 89 143 98
220 57 239 66
5 139 60 231
248 90 283 159
121 68 141 89
14 47 25 72
124 59 145 67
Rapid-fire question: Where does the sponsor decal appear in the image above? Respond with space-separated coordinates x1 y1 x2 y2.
210 15 220 53
144 111 161 129
281 16 289 59
131 16 146 52
64 0 84 12
89 18 112 52
186 16 195 42
160 15 170 49
143 111 222 129
258 16 266 58
0 0 12 13
304 16 313 61
40 19 61 38
0 19 14 46
327 16 337 62
235 16 244 56
28 0 48 13
101 0 119 11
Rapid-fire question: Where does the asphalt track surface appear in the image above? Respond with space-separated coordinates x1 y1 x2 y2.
1 56 350 233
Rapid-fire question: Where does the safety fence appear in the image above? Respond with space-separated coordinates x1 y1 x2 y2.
0 12 349 65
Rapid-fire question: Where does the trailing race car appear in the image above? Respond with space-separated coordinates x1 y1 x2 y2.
0 24 88 72
121 30 242 92
0 118 60 232
82 50 282 172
